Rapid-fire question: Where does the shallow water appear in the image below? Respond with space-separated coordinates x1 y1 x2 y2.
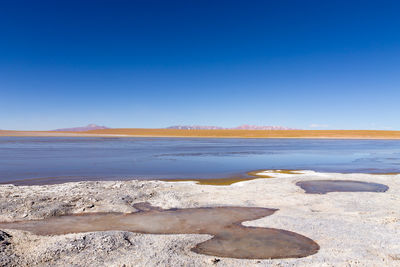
1 137 400 184
0 203 319 259
296 180 389 194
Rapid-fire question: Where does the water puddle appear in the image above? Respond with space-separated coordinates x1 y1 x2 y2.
0 203 319 259
296 180 389 194
164 169 302 186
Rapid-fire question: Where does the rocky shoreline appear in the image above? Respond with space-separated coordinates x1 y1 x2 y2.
1 171 400 266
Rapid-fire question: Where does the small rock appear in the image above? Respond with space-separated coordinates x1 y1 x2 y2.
212 258 220 264
0 231 11 243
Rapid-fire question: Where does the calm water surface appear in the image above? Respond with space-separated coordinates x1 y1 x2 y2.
1 137 400 184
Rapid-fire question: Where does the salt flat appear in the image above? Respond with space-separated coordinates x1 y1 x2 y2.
1 171 399 266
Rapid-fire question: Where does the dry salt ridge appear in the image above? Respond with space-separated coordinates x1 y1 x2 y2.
0 170 400 266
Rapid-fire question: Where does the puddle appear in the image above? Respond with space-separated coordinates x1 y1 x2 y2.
164 170 273 185
164 169 303 186
0 203 319 259
296 180 389 194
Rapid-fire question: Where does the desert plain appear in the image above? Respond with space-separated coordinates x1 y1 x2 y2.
1 170 399 266
2 129 400 139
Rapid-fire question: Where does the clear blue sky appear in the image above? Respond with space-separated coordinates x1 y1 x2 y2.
1 0 399 130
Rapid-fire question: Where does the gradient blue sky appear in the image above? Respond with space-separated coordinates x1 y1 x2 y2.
1 0 400 130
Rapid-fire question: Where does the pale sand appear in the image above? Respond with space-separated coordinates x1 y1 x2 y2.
1 171 400 266
2 129 400 139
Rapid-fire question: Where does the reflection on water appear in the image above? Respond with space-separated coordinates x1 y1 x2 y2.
1 137 400 184
0 203 320 259
296 180 389 194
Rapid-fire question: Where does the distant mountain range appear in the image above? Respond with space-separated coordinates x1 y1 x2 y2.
166 124 296 130
167 125 225 130
52 124 109 132
50 124 295 132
